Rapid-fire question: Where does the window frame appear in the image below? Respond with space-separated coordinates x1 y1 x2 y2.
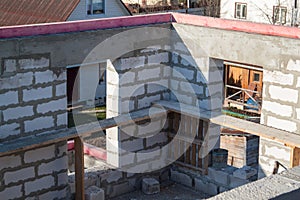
273 6 287 25
87 0 105 15
235 2 247 19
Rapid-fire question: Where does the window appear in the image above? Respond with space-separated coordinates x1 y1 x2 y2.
253 73 260 82
273 6 287 24
235 3 247 19
87 0 104 15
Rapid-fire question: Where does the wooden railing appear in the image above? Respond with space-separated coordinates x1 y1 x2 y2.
225 85 262 112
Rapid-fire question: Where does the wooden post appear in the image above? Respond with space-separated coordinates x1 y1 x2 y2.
75 137 85 200
290 146 300 168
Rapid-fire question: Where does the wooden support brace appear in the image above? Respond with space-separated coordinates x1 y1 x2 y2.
290 146 300 168
75 137 85 200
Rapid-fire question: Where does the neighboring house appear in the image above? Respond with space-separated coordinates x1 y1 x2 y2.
0 0 131 26
68 0 131 21
220 0 300 26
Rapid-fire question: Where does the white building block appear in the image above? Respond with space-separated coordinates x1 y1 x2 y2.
24 176 55 195
0 155 21 171
35 70 55 84
142 178 160 194
172 66 194 81
56 83 66 97
24 116 54 133
262 101 293 117
264 70 294 86
269 85 298 103
267 116 297 132
0 72 33 90
38 156 68 175
23 86 52 102
0 185 22 199
19 57 49 69
57 113 67 127
286 59 300 72
0 91 18 107
3 59 17 73
85 186 105 200
3 106 34 121
137 67 161 81
120 56 145 70
4 166 35 184
148 52 169 64
24 145 55 163
37 98 66 114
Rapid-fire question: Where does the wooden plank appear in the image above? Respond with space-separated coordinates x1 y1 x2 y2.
179 115 185 162
75 137 85 200
184 116 191 164
167 133 203 145
0 107 167 156
173 113 180 160
191 118 197 166
290 147 300 168
210 114 300 148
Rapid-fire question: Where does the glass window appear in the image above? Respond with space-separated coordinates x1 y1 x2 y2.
87 0 104 15
235 3 247 19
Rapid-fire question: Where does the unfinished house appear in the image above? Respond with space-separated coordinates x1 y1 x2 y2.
0 13 300 199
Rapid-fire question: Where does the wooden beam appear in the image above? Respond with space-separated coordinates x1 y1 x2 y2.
290 147 300 168
75 137 85 200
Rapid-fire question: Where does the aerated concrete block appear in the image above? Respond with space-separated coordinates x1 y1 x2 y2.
85 186 105 200
142 178 160 195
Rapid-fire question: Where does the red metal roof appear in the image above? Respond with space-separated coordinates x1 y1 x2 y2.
0 0 80 26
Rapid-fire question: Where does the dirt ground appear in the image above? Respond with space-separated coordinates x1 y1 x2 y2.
111 182 211 200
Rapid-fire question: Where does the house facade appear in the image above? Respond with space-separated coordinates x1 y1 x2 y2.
220 0 300 26
68 0 131 21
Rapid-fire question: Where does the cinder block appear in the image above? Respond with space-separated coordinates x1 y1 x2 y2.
3 106 34 121
208 167 229 185
23 86 52 102
85 186 105 200
107 181 135 198
4 166 35 184
0 185 22 199
120 71 135 85
180 82 202 95
0 154 21 171
37 98 66 114
38 156 68 175
142 178 160 194
57 113 67 127
0 91 18 107
24 116 54 133
24 176 55 195
137 94 161 109
101 170 123 184
170 169 192 187
24 145 55 163
120 56 145 70
57 172 68 186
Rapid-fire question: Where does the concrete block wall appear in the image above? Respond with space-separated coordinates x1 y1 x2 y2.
259 59 300 178
0 142 68 199
106 49 170 171
0 54 69 199
0 54 67 142
258 137 291 178
170 166 255 196
261 60 300 134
